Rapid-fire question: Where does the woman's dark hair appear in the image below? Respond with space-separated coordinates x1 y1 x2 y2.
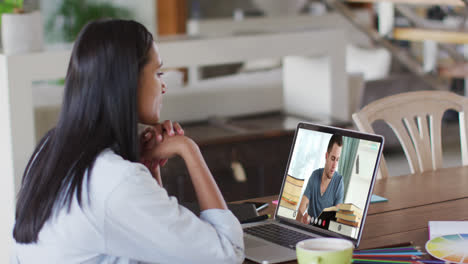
13 19 154 243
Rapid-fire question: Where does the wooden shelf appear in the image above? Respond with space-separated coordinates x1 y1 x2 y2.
182 112 350 147
439 63 468 78
393 27 468 44
346 0 464 6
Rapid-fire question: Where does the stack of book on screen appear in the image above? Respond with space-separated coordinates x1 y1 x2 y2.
279 175 304 211
327 203 362 239
352 246 447 264
336 203 363 228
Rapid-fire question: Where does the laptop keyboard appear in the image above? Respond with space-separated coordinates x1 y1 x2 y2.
244 223 313 249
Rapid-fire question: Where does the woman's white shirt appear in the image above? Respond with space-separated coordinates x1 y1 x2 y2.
13 149 245 264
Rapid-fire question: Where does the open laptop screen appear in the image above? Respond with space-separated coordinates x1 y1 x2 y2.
275 122 383 244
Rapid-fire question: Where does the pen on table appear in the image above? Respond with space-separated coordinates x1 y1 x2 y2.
355 247 421 253
242 214 270 224
353 260 448 264
353 258 423 261
353 252 425 256
359 242 413 250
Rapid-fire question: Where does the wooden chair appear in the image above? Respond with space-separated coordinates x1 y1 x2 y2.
352 91 468 178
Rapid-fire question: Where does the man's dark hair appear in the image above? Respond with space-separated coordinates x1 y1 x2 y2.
327 134 343 153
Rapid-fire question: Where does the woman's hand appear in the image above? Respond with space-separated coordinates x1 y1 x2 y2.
149 135 196 160
141 121 227 211
140 120 184 182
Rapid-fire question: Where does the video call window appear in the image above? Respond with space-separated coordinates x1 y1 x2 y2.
277 128 381 239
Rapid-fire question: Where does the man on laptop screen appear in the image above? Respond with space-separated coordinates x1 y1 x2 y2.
276 127 381 239
296 135 344 223
243 123 383 264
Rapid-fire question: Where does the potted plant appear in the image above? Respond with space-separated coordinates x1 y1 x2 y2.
1 0 44 54
46 0 132 43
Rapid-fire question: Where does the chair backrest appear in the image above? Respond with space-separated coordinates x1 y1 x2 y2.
352 91 468 178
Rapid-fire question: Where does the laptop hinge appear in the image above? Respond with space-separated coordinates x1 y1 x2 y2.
276 218 346 240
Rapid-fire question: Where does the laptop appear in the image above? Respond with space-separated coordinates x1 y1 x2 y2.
243 122 384 263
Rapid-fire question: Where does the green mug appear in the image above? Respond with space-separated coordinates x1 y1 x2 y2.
296 238 354 264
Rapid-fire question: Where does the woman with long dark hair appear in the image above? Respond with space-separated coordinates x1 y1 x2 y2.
12 19 244 264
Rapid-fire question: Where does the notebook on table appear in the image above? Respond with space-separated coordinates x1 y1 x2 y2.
243 122 384 263
428 221 468 239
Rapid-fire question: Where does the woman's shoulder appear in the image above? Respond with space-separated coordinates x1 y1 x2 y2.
93 149 140 174
89 149 153 196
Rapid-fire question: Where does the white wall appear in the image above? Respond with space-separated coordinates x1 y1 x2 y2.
0 55 16 264
283 56 333 120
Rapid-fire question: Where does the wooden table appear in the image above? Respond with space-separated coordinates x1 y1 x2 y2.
241 166 468 263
